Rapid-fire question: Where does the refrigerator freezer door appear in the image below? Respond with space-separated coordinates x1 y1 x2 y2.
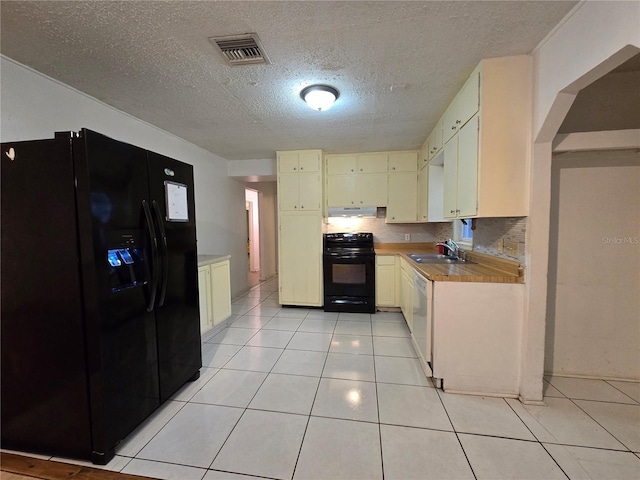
1 138 93 459
77 130 161 461
147 151 202 402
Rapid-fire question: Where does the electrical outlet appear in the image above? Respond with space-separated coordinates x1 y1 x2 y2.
504 240 520 258
496 238 504 254
404 234 411 241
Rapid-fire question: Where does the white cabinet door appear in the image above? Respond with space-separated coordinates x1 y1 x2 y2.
327 175 355 206
298 151 321 172
211 260 232 326
443 139 458 219
198 266 212 333
279 213 322 306
357 153 388 173
418 164 428 222
457 71 480 128
298 172 321 211
376 255 398 307
457 116 479 218
327 155 356 175
356 173 387 206
388 152 417 172
387 173 418 222
278 173 299 211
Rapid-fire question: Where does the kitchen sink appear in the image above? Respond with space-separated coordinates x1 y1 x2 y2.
407 253 475 264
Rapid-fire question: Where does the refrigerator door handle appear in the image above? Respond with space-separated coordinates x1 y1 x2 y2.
152 200 169 307
142 200 159 312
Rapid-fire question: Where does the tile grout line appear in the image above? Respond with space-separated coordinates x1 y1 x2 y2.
567 397 636 453
290 316 335 480
434 388 478 480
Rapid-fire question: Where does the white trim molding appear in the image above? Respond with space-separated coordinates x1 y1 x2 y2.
552 129 640 152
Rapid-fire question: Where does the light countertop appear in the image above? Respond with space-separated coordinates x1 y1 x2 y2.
198 255 231 267
374 243 523 283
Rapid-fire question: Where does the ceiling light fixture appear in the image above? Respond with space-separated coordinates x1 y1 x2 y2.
300 85 339 111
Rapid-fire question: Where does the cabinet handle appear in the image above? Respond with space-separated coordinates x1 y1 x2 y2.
293 167 297 171
456 209 460 213
392 167 396 170
301 205 304 209
451 126 456 130
351 169 354 172
360 168 363 172
450 210 456 214
300 167 304 171
294 205 297 209
456 120 461 124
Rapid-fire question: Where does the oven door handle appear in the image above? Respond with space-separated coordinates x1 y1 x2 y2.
324 254 375 261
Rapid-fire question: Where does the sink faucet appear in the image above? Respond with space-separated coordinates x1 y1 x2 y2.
436 239 460 259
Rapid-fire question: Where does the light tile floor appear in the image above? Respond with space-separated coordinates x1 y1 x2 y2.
5 276 640 479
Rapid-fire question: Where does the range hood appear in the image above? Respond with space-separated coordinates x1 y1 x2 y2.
328 206 377 217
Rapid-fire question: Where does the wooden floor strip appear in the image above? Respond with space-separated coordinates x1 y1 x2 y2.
0 453 156 480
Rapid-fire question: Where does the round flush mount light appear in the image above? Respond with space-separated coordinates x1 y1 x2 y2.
300 84 339 111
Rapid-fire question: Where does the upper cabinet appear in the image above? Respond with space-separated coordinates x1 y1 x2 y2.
325 150 420 222
278 150 321 173
427 55 532 219
388 152 418 172
426 119 443 162
277 150 322 211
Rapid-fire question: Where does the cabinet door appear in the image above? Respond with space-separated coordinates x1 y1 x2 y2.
198 266 212 332
387 173 418 222
357 153 388 173
376 267 396 307
327 175 356 206
443 139 458 218
298 151 320 172
457 117 479 217
279 213 322 306
278 152 300 173
400 268 414 332
442 101 459 144
388 152 418 172
457 71 480 129
298 172 321 211
428 119 443 160
418 164 428 222
278 173 300 210
327 155 356 175
211 261 231 326
356 173 387 206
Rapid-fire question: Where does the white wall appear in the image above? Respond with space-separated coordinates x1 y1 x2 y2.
522 1 640 401
1 56 249 297
546 150 640 380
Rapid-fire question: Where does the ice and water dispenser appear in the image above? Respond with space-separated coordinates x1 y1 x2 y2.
106 232 147 292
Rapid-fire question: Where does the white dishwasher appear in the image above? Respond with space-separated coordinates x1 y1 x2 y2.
412 271 433 377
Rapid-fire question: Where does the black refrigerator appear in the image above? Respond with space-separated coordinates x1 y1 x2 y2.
1 129 202 464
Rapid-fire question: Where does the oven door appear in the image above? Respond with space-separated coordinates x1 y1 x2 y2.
323 253 375 299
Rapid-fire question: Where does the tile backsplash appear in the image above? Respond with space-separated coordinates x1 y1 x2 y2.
323 210 527 262
433 217 527 262
473 217 527 262
323 208 437 243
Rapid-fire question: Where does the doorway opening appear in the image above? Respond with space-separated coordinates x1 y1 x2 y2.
245 188 261 288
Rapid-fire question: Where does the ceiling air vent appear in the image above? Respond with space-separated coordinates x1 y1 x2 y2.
209 33 270 66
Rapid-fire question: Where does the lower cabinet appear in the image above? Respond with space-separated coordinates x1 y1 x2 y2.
396 257 524 397
431 281 523 396
399 257 414 332
198 257 232 334
278 212 323 306
375 255 399 307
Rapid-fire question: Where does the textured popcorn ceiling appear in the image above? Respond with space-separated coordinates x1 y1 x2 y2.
0 1 576 160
